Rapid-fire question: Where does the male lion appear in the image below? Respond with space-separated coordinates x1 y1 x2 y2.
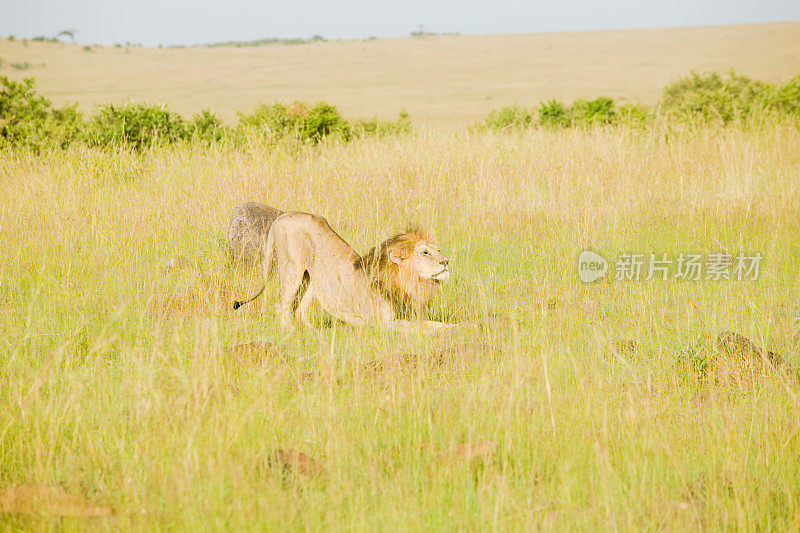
233 212 455 333
355 229 450 317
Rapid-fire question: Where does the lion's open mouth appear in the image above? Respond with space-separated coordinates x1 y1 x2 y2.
433 269 450 282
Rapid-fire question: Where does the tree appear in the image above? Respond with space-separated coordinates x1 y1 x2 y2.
57 29 77 42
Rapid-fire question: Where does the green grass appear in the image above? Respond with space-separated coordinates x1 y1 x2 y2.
1 123 800 529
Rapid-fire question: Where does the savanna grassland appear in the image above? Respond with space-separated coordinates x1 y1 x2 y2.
3 123 800 530
1 21 800 123
3 22 800 532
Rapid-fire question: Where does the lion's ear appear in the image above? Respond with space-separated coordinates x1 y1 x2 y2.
388 249 406 264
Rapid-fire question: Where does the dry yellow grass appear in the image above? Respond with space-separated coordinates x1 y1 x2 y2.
1 21 799 123
2 123 800 529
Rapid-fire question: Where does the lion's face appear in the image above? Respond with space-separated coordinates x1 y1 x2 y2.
357 229 450 315
390 239 450 283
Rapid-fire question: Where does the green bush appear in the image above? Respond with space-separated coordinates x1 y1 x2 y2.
188 109 228 142
482 98 620 130
480 71 800 131
238 101 352 143
617 103 651 127
353 111 413 137
48 105 85 148
537 100 571 128
773 74 800 118
0 76 53 148
3 69 796 152
661 71 774 123
237 102 296 139
301 102 351 141
0 76 83 151
482 105 534 130
0 80 413 150
89 103 187 149
572 97 616 126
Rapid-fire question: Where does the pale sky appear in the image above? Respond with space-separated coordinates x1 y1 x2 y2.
1 0 799 46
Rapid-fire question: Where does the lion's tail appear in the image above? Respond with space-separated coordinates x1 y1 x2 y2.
233 223 276 310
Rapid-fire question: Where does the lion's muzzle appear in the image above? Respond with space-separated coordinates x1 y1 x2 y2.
433 268 450 282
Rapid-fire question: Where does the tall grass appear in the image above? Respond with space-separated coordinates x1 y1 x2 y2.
1 122 800 529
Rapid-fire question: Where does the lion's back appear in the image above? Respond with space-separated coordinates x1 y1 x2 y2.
272 212 381 313
272 212 358 265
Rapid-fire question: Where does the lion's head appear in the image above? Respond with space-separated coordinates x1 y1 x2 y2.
355 229 450 315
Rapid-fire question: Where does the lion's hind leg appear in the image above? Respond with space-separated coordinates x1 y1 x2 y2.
276 263 307 331
295 282 316 327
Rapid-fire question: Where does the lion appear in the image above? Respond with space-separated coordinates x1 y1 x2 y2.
233 212 456 333
227 202 283 264
355 228 450 317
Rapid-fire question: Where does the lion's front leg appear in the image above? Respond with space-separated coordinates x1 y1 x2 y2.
383 319 459 334
416 320 461 334
427 320 460 332
275 302 295 331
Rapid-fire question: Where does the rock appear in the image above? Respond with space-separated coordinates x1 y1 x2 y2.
715 330 781 365
608 339 638 357
437 439 495 463
228 202 283 264
0 485 113 516
361 352 420 374
434 342 492 362
711 330 785 389
267 449 325 478
362 343 491 379
230 341 282 361
158 254 191 273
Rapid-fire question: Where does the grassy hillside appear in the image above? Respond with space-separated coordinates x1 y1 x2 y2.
0 21 799 123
